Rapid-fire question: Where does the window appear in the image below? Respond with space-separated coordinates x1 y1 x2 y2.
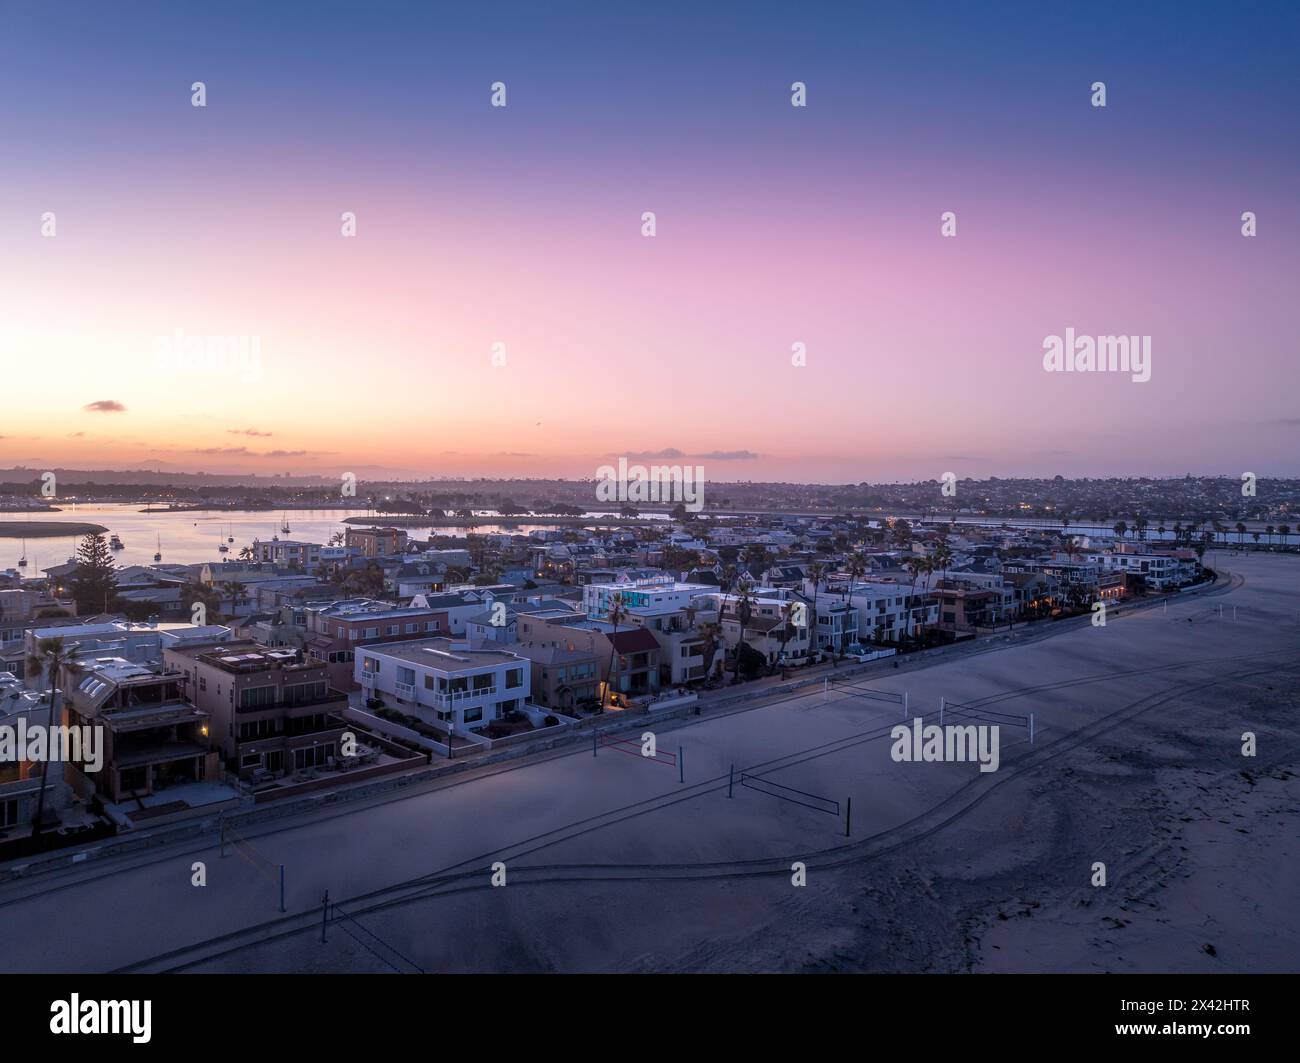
464 706 483 723
362 656 381 674
405 623 417 633
506 668 523 688
0 799 18 828
240 752 262 768
284 680 327 705
293 744 334 770
239 686 277 710
198 676 207 691
397 666 415 686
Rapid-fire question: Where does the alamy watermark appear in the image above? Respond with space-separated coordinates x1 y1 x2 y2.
890 718 1000 772
595 457 704 512
1042 328 1151 383
0 720 103 773
152 329 263 383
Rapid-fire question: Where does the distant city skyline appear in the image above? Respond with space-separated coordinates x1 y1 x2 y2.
2 0 1298 481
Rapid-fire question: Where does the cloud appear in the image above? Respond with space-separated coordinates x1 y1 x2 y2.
83 400 126 413
625 448 686 460
262 449 312 458
194 447 251 455
227 428 273 437
67 432 85 438
622 448 761 461
696 450 760 461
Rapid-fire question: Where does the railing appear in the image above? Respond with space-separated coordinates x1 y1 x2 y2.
435 685 496 707
394 682 416 700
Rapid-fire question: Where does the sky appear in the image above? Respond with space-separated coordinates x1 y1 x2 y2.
1 0 1297 483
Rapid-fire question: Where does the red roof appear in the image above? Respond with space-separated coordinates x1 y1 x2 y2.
607 627 660 653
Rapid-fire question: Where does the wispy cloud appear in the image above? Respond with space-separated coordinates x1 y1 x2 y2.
83 400 126 413
696 450 760 461
227 428 273 437
623 448 760 461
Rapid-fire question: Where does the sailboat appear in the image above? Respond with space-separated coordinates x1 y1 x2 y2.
154 535 163 563
18 539 27 568
227 523 235 543
280 513 291 535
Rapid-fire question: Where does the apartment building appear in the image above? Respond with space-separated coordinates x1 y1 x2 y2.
582 577 716 622
509 643 602 712
346 526 409 558
932 584 1000 633
355 638 530 731
838 580 939 645
63 659 219 803
164 641 349 779
1083 547 1185 590
514 616 662 704
252 538 323 571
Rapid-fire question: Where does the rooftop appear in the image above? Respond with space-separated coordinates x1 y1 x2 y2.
361 638 524 670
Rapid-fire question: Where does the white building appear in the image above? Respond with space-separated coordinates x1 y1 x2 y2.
356 638 531 732
835 579 939 644
583 577 716 621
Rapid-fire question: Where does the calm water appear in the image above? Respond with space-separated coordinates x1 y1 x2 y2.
0 503 618 571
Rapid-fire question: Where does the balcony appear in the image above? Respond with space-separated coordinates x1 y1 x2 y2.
394 681 416 700
235 693 349 715
434 684 496 708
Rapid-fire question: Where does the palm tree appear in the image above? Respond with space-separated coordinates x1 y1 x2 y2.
1265 525 1275 547
715 564 737 672
25 637 83 840
1113 520 1128 541
1278 524 1291 550
238 545 255 561
805 561 824 655
771 600 797 674
932 538 953 588
843 551 866 600
903 558 925 646
602 593 626 709
697 620 723 681
1236 521 1247 545
732 580 755 683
